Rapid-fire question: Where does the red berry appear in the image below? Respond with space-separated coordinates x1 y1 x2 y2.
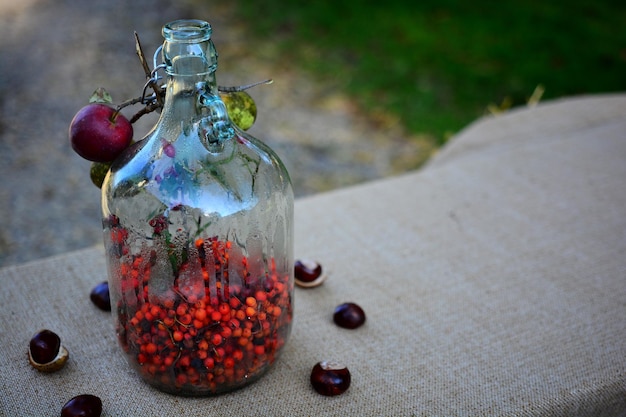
69 103 133 162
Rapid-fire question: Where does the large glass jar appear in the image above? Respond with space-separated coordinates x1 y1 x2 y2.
101 20 294 396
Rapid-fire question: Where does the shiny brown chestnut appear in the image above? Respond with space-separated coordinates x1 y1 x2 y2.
61 394 103 417
294 259 327 288
90 281 111 311
310 361 351 396
333 302 366 329
28 329 69 373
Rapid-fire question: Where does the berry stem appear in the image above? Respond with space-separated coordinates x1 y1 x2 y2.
135 32 165 107
128 102 161 124
112 96 144 122
218 79 273 93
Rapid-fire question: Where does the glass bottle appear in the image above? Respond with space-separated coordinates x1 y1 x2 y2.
101 19 294 396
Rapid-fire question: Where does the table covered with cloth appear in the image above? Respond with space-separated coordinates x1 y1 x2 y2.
1 94 625 416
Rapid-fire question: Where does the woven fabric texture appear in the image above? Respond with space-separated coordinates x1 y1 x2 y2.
1 94 625 416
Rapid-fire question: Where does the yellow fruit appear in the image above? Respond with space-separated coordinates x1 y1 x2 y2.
219 91 257 131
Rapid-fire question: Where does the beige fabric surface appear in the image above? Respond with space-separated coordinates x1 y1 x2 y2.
1 94 625 416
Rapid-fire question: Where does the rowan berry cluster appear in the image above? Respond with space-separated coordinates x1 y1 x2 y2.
105 216 292 395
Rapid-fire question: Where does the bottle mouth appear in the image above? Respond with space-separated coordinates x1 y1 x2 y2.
163 19 212 43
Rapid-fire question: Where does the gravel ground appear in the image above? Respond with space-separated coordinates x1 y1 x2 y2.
0 0 433 266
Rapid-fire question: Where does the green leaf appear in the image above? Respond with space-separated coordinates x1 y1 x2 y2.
89 87 114 104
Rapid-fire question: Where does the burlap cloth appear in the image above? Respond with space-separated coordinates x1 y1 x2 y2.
1 94 625 416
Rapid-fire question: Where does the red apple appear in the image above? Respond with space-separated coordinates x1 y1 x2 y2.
69 103 133 163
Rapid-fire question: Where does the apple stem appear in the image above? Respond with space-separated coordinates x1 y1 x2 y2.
109 109 119 123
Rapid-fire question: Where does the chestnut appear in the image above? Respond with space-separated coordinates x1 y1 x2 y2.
333 302 366 329
28 329 69 373
294 259 327 288
90 281 111 311
61 394 102 417
310 361 351 396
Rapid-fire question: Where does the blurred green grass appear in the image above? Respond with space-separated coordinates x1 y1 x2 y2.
235 1 626 144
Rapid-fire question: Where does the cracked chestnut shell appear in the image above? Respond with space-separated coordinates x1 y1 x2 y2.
294 259 327 288
310 361 351 396
28 329 69 372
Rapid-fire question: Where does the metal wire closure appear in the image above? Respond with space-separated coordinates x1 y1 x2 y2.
141 62 166 105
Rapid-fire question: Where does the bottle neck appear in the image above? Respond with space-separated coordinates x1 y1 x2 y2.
159 71 217 126
155 65 234 154
154 19 234 150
